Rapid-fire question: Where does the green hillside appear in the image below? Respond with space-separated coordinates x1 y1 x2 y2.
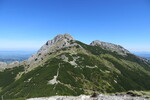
0 40 150 99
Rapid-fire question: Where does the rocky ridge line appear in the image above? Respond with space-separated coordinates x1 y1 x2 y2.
1 34 149 71
0 61 20 71
90 40 130 55
26 34 75 64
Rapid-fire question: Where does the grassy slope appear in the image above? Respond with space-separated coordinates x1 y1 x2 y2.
0 66 24 88
76 41 150 90
0 41 150 99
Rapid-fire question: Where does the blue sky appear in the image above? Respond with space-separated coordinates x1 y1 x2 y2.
0 0 150 52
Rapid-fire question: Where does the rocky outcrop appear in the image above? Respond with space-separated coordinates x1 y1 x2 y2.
137 56 150 65
90 40 130 55
26 33 77 70
28 33 74 61
7 61 20 68
0 62 7 70
9 61 19 65
0 61 21 71
37 33 74 54
27 94 149 100
0 62 7 67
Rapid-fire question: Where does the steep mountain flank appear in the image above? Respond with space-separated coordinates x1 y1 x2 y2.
0 34 150 99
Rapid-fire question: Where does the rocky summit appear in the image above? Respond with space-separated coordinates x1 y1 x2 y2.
0 34 150 100
90 40 130 55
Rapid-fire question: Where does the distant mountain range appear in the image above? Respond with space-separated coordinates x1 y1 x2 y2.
0 34 150 100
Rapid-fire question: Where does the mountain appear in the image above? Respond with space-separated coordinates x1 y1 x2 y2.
0 34 150 100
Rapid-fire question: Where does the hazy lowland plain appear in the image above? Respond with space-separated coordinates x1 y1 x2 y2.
0 51 35 64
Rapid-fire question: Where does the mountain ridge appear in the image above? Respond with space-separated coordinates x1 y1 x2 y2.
0 34 150 99
90 40 130 55
0 33 149 71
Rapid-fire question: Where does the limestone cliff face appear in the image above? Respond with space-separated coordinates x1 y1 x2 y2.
28 34 74 61
25 33 77 71
0 61 20 70
38 33 74 53
0 62 7 70
0 34 76 71
90 40 130 55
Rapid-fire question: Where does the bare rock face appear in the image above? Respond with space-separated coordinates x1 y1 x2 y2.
0 34 75 71
138 56 150 65
38 33 74 53
9 61 19 65
90 40 130 55
0 61 20 71
0 62 7 70
0 62 7 66
27 94 149 100
26 33 76 69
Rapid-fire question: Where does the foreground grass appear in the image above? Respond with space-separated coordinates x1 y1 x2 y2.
4 98 26 100
5 98 26 100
